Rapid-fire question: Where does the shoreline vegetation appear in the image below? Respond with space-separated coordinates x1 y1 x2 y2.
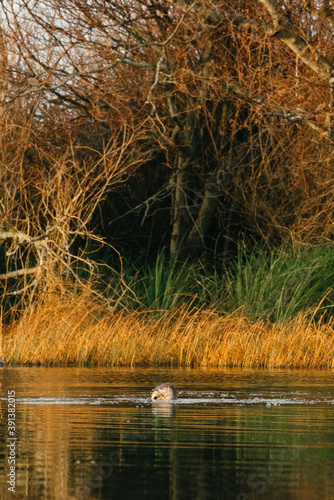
2 245 334 369
3 303 334 370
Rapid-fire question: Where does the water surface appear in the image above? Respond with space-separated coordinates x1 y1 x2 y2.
0 367 334 499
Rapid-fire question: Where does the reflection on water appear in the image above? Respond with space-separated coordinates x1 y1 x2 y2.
151 403 176 418
0 367 334 499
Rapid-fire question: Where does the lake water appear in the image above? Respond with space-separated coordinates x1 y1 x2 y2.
0 367 334 499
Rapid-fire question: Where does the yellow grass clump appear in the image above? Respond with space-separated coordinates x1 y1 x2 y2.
2 294 334 369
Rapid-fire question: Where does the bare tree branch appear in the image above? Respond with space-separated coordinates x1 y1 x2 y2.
258 0 334 79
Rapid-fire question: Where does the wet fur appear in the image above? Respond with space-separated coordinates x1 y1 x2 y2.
151 382 177 401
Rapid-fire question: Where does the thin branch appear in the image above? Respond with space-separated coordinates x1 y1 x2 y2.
0 267 40 280
108 185 173 226
4 280 38 296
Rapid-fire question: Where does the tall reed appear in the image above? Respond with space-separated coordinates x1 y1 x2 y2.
3 293 334 369
106 244 334 322
224 243 334 321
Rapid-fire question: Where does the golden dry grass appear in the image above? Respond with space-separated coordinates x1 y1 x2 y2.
2 294 334 369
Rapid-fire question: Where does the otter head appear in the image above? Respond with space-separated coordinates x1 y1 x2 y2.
151 382 177 402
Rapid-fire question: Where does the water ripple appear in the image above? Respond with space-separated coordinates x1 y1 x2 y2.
5 394 334 406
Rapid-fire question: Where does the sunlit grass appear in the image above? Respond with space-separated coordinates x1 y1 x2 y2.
3 294 334 369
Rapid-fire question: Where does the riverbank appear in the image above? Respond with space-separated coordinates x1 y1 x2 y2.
2 243 334 368
2 294 334 369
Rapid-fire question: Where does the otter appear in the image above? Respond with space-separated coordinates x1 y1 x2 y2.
151 382 177 402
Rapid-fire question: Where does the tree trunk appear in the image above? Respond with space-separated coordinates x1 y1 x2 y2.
185 181 220 256
170 157 189 258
